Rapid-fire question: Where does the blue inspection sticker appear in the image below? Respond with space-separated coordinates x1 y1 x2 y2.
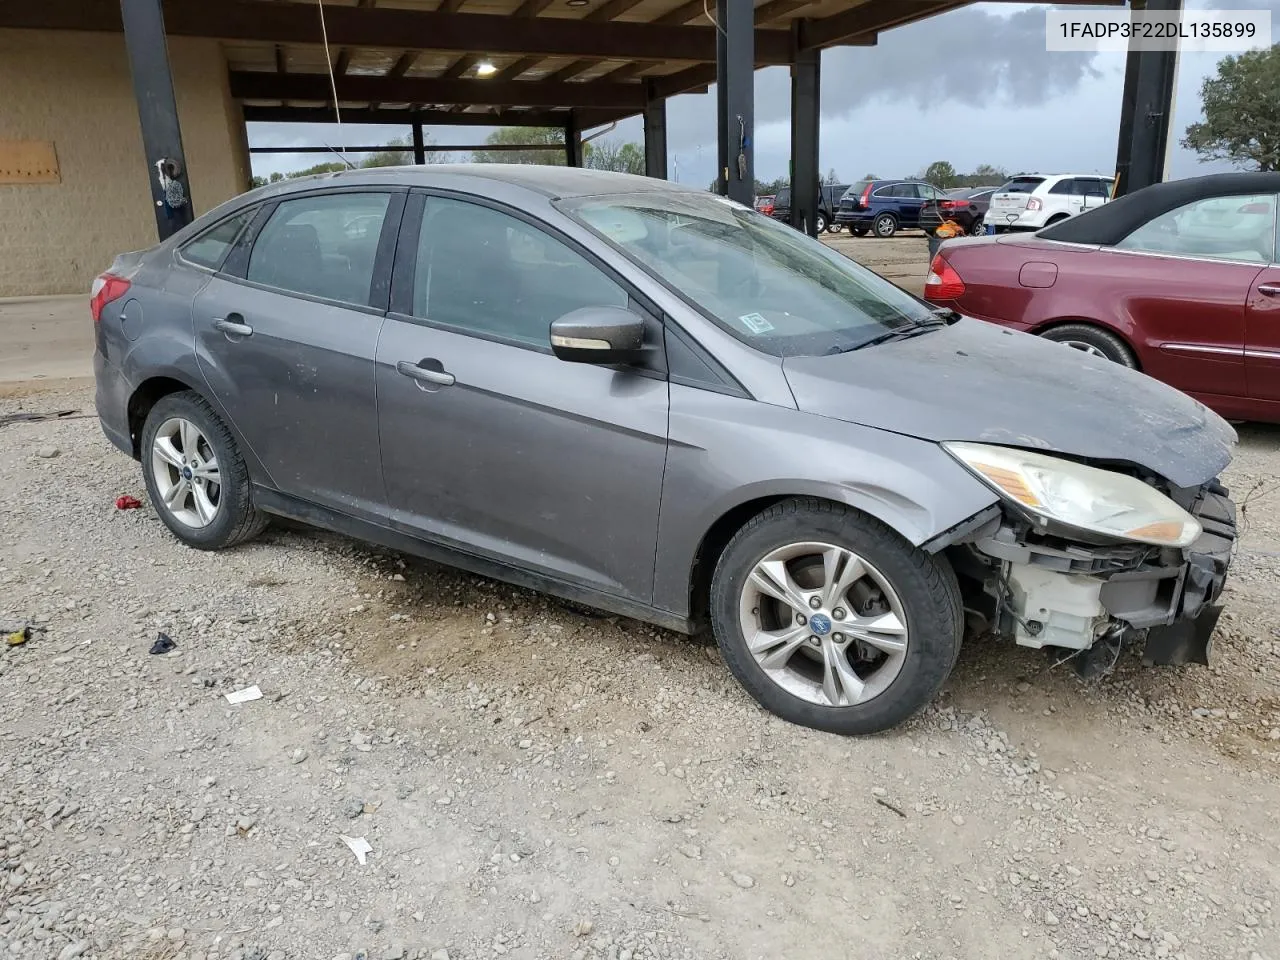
738 312 774 334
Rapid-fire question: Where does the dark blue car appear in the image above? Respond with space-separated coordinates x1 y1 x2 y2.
834 179 949 238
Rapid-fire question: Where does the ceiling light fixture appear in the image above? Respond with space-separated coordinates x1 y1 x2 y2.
476 60 497 76
567 0 589 7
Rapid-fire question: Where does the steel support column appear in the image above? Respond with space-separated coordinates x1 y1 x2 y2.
120 0 193 240
412 121 426 164
643 89 668 180
1113 0 1181 197
789 30 820 237
715 0 754 204
565 111 584 167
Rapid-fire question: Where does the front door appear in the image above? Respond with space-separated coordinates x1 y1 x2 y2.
375 194 669 603
1245 264 1280 406
194 189 403 517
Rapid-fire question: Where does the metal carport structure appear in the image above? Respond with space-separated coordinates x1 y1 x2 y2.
1 0 1177 242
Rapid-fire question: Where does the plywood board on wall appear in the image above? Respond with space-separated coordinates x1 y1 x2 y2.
0 140 61 184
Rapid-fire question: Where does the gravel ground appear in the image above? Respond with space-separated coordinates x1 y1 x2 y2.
2 381 1279 960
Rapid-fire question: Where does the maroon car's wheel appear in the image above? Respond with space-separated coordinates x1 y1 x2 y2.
1041 324 1137 368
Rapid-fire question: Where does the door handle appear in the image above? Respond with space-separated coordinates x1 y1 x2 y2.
1258 284 1280 298
213 317 253 337
396 360 455 387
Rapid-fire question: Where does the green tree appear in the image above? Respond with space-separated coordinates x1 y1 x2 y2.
585 140 645 175
922 160 958 188
822 168 842 185
472 127 567 165
1183 44 1280 170
859 172 880 182
969 163 1008 185
360 135 413 168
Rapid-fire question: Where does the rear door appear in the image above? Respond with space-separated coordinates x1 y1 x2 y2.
895 183 926 225
1048 177 1080 218
375 192 670 603
193 187 404 517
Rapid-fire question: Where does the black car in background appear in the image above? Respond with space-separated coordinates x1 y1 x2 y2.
940 186 997 235
769 183 849 233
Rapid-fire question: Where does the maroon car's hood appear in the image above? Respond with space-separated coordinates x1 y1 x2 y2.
782 318 1236 489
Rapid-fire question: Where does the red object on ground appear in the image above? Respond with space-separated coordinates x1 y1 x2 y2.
115 495 143 510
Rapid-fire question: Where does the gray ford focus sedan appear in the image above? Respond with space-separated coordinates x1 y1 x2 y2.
92 166 1238 735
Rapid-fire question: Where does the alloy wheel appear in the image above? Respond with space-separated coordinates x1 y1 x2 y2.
737 541 908 707
1059 340 1108 359
150 417 222 528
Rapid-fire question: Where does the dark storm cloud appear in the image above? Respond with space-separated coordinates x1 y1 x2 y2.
665 3 1105 155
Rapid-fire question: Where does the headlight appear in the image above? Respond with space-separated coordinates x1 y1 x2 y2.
943 442 1201 547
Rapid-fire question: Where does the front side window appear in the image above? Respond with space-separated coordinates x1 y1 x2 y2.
563 191 938 357
1116 193 1277 263
410 196 628 348
247 192 391 305
181 209 255 270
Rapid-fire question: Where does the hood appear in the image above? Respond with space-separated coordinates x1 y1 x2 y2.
782 318 1236 488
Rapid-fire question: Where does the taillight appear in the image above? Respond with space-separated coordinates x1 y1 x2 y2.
860 184 873 206
90 274 131 322
1026 197 1043 211
925 254 966 300
939 200 957 209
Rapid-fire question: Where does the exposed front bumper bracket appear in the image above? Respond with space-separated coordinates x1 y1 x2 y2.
1142 603 1223 666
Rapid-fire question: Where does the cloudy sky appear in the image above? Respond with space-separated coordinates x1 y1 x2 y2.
246 0 1278 186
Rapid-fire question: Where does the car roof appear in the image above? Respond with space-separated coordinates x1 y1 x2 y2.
247 163 699 202
1040 171 1280 245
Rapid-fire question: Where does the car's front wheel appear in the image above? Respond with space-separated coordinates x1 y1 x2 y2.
141 391 268 550
815 212 828 234
710 499 963 735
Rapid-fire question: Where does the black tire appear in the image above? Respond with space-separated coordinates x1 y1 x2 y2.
815 212 828 234
969 218 986 236
140 391 268 550
873 213 898 238
709 498 963 736
851 225 869 237
825 220 842 234
1040 323 1137 367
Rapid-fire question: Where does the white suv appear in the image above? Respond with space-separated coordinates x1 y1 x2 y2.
986 174 1115 232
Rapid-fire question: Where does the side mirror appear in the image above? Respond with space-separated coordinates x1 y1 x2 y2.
549 306 646 365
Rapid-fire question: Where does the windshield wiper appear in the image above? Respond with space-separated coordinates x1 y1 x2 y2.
826 318 946 354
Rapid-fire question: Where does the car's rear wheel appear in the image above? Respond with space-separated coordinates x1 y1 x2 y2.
815 212 828 234
710 499 963 735
851 225 869 237
1041 323 1137 367
825 220 842 234
873 213 898 238
141 391 268 550
969 218 986 236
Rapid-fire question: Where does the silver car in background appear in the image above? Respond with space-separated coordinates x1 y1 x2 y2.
91 166 1237 735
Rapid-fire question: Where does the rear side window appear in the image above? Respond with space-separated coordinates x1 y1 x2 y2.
1117 193 1277 263
1001 177 1045 194
247 192 391 306
180 210 254 270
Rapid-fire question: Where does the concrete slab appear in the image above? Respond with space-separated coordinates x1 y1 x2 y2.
0 295 94 383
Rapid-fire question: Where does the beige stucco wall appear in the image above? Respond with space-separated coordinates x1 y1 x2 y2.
0 30 250 297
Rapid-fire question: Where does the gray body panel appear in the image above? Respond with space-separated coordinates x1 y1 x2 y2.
91 165 1233 632
783 319 1237 488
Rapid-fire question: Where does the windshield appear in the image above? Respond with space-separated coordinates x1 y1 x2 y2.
560 191 937 357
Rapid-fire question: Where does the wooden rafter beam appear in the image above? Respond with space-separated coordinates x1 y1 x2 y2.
230 71 648 109
2 0 793 65
242 104 628 127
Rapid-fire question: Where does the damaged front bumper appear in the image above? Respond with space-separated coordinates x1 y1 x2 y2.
953 483 1236 667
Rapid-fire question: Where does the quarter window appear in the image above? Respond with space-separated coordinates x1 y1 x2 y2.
247 192 391 305
1116 193 1277 263
180 210 255 270
409 197 628 348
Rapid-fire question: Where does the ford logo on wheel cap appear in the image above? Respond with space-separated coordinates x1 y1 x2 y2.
809 613 832 636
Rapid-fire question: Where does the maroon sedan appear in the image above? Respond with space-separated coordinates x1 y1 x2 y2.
923 173 1280 423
